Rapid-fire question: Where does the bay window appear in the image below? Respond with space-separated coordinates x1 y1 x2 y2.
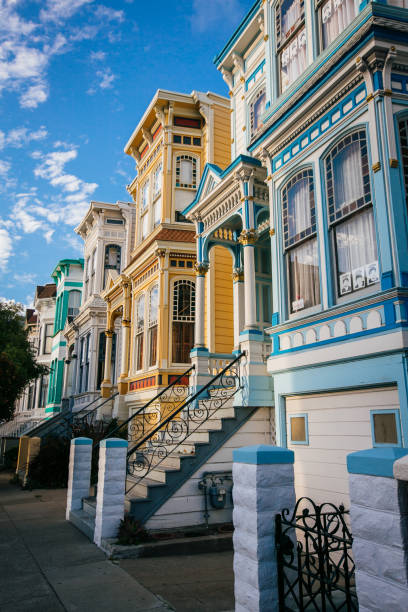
325 130 378 297
276 0 306 93
172 280 195 363
148 285 158 367
135 294 145 371
153 162 162 228
67 290 81 322
140 179 150 241
282 169 320 314
319 0 356 49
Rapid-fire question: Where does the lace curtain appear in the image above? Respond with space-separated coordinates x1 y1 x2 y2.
281 0 301 37
287 177 311 239
281 28 307 92
321 0 356 48
333 140 364 210
288 239 320 312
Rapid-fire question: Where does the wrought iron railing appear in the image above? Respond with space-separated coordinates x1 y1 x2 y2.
276 497 358 611
101 366 194 446
125 352 244 495
71 392 119 436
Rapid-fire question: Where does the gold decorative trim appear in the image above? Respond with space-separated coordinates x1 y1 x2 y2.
232 269 244 282
372 161 381 173
240 76 245 83
105 330 114 338
194 262 209 276
241 95 245 100
239 229 258 246
242 126 246 131
264 34 269 41
366 93 374 103
231 138 235 144
229 91 233 97
390 159 399 168
267 175 272 181
384 89 392 97
269 228 275 236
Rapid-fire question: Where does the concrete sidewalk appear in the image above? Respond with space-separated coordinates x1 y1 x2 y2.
0 470 172 612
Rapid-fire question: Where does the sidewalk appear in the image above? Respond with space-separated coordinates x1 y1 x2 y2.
0 470 172 612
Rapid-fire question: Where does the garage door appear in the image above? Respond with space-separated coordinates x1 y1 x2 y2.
286 386 400 509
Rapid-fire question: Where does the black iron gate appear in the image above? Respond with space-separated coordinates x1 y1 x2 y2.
275 497 358 611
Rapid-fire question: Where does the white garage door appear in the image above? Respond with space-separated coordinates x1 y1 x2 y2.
286 386 400 509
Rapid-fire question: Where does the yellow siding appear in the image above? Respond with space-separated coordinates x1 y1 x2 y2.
213 106 231 170
213 246 233 353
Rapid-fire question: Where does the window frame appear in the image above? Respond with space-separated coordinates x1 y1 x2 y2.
148 284 159 368
175 154 199 190
316 0 358 52
281 167 321 317
324 129 379 302
370 409 402 448
171 278 196 365
250 87 267 137
43 323 53 354
288 412 309 445
134 293 146 372
275 0 306 94
104 244 121 289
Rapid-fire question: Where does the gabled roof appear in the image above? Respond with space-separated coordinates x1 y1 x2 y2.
183 154 262 216
36 283 56 299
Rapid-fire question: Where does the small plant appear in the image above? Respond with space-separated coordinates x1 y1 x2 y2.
117 515 152 545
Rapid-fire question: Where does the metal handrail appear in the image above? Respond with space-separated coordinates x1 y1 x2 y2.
71 394 104 420
72 391 119 429
102 365 195 442
127 352 244 458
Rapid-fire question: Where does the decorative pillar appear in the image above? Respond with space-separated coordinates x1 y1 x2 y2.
239 229 258 330
118 279 131 395
66 437 92 520
94 438 128 547
194 262 208 348
347 447 408 611
101 329 113 398
233 445 295 612
232 268 245 349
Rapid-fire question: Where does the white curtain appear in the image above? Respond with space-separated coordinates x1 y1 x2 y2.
141 211 148 239
287 177 311 239
281 28 306 92
154 163 162 197
253 93 266 133
68 290 81 309
281 0 301 37
149 286 158 325
137 295 145 330
335 208 377 279
322 0 356 48
180 159 193 185
288 238 320 312
141 180 149 210
333 141 364 210
153 196 161 227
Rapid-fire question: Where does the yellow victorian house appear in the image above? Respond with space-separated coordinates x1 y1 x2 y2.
101 89 234 419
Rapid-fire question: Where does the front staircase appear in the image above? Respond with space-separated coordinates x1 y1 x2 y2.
69 353 272 539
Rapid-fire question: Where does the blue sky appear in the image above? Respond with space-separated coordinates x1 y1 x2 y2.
0 0 254 307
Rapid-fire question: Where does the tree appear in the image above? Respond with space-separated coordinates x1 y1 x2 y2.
0 301 48 422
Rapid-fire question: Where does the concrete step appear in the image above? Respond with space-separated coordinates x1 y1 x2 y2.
126 476 166 499
69 509 95 540
82 496 96 518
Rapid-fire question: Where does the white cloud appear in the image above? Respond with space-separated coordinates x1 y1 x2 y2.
88 67 116 94
64 233 83 254
90 50 106 62
190 0 243 32
0 226 12 271
40 0 94 23
14 272 37 284
0 160 11 176
94 6 124 22
0 126 48 150
20 82 48 108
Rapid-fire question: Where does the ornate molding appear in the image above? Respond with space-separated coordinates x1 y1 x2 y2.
232 268 244 282
195 262 209 276
239 229 258 246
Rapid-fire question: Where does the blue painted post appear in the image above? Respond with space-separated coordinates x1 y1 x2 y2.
94 438 128 547
66 437 92 521
232 445 295 612
347 448 408 611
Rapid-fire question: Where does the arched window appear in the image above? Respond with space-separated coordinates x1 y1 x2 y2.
148 285 159 367
319 0 357 49
276 0 306 93
172 280 195 363
399 116 408 211
135 294 145 371
324 130 378 297
67 290 81 322
282 168 320 314
175 155 198 189
251 89 266 136
104 244 121 288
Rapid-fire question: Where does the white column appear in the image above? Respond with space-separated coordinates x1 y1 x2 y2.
101 330 113 398
233 269 245 349
348 447 408 611
194 263 208 348
94 438 128 547
233 445 295 612
241 231 258 330
66 437 93 520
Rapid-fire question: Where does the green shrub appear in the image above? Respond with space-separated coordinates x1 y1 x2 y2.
117 515 151 545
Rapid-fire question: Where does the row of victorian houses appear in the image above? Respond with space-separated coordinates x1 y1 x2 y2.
2 0 408 527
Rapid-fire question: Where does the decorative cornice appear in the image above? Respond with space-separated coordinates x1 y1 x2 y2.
239 228 258 246
195 262 209 276
232 268 244 282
